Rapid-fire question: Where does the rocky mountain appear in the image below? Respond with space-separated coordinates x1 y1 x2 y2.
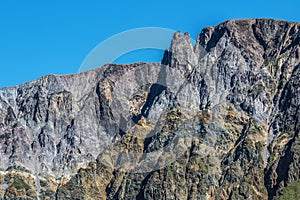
0 18 299 200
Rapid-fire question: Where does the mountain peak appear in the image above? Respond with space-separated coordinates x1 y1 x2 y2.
0 18 299 200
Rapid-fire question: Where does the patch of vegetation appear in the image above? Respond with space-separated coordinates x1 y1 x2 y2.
189 157 208 174
176 157 186 165
255 142 264 163
280 180 300 200
263 59 270 66
40 180 48 187
12 178 31 190
255 141 263 151
199 160 208 174
166 170 173 179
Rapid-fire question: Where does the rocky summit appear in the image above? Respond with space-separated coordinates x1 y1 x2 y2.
0 18 299 200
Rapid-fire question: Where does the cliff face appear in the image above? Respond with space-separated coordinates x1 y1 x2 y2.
0 19 299 200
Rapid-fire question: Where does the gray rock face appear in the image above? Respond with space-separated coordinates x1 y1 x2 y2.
0 19 299 199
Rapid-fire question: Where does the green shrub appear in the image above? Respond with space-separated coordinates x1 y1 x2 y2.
281 180 300 200
12 178 31 190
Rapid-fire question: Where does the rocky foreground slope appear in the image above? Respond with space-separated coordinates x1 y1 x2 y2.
0 19 299 199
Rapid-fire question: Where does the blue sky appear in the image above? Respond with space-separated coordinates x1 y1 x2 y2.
0 0 299 88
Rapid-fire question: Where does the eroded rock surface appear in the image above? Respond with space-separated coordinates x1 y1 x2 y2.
0 19 299 200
